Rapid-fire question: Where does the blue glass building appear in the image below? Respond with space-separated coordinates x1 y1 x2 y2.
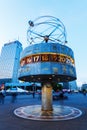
0 40 23 84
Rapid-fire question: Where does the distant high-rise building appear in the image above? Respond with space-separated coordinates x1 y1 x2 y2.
63 82 69 89
0 40 23 84
69 80 78 90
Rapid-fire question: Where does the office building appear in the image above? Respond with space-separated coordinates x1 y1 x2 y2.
0 40 23 84
69 80 78 90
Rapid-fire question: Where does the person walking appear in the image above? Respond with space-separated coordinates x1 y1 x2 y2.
0 89 5 104
11 92 17 103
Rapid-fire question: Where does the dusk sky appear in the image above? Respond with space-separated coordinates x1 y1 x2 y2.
0 0 87 87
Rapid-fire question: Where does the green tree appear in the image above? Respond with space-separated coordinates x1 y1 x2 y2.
52 82 63 92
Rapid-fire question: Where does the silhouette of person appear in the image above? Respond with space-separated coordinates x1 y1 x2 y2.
0 89 5 104
11 92 17 103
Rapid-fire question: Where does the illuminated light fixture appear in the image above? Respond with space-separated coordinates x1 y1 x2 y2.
52 75 55 77
67 77 70 80
58 78 60 81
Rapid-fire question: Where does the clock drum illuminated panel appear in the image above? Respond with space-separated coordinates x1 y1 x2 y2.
18 42 76 82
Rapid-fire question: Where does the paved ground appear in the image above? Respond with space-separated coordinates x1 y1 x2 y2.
0 93 87 130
